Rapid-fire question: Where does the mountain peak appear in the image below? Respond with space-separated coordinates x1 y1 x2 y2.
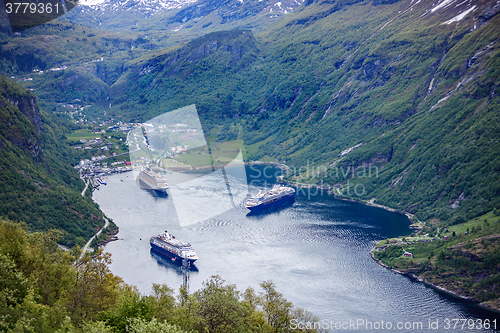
75 0 305 17
78 0 198 14
67 0 306 33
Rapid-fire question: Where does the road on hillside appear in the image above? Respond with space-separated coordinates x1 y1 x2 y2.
78 217 109 261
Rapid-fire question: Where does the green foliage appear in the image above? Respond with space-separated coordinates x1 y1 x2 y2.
99 284 154 332
66 250 122 325
0 76 105 246
375 211 500 303
374 245 404 266
149 284 176 323
0 220 76 332
259 280 294 333
126 317 186 333
82 320 115 333
193 275 251 333
0 253 29 331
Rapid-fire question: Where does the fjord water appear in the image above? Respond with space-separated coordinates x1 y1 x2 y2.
93 165 500 332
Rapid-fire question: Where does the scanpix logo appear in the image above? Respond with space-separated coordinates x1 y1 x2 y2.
129 105 248 227
2 0 79 33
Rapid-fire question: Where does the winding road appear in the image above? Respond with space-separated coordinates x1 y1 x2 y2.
78 217 109 261
77 174 109 261
81 179 89 196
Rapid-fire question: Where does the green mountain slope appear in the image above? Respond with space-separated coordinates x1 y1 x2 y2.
2 0 500 312
0 75 105 246
100 0 500 224
0 20 163 119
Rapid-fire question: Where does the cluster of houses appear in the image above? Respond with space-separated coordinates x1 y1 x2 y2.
73 112 114 125
16 66 69 82
139 122 198 134
375 235 452 259
86 57 104 64
76 158 131 177
49 65 68 72
170 123 198 133
73 137 119 152
108 123 135 132
131 122 195 157
171 146 189 155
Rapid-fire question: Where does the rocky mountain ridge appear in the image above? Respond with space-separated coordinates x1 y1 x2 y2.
77 0 197 15
65 0 305 35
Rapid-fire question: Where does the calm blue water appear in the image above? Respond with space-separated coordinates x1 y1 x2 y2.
93 165 500 332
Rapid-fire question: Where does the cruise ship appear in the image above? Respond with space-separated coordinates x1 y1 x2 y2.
150 230 198 264
136 167 169 193
245 184 295 212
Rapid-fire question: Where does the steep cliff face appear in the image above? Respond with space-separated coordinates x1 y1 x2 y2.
0 78 43 162
0 76 104 247
157 29 258 73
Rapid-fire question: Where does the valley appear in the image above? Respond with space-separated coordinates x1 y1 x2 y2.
0 0 499 329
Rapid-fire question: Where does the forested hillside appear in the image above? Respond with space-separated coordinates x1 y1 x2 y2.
0 76 105 246
77 0 500 224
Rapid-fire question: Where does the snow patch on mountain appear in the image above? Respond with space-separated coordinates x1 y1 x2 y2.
78 0 198 14
443 5 476 23
265 0 304 14
75 0 304 17
431 0 457 13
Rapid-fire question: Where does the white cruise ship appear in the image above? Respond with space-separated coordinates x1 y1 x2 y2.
136 167 169 193
245 184 295 212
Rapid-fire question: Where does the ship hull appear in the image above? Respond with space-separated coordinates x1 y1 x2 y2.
150 242 197 264
246 193 295 212
150 250 198 271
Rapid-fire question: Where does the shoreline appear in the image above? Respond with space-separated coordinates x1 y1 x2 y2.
369 246 500 314
368 250 471 301
246 160 290 171
279 177 414 221
91 161 499 313
157 161 289 173
277 169 499 314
